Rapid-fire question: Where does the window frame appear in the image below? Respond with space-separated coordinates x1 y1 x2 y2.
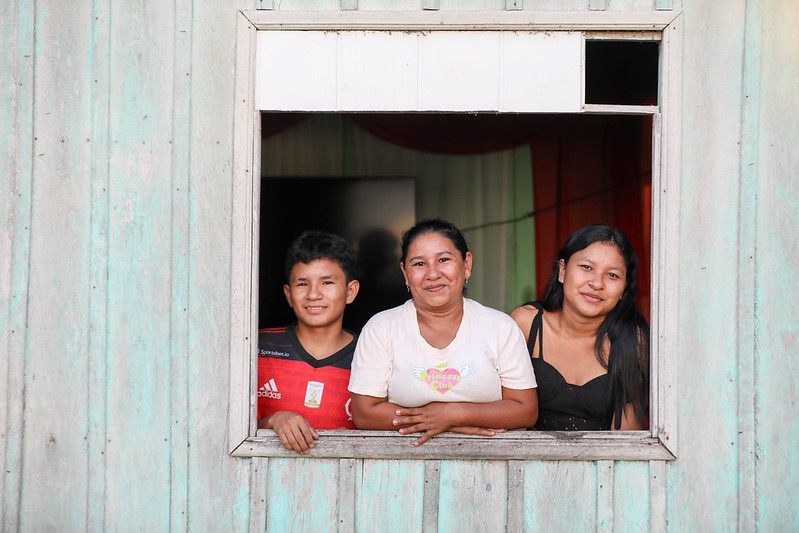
229 9 682 461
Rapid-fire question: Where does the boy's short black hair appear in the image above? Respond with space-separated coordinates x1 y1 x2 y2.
284 230 359 283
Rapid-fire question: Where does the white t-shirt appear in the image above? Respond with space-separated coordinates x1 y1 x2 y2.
348 298 537 407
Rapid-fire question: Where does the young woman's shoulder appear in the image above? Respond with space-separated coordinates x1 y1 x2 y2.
508 302 543 342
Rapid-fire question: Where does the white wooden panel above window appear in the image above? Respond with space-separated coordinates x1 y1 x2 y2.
255 30 583 112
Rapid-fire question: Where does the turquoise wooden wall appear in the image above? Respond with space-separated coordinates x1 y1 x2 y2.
2 0 797 531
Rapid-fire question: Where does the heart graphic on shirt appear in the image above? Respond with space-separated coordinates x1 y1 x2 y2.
423 367 462 394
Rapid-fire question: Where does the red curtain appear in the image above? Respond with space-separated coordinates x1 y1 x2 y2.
530 115 651 321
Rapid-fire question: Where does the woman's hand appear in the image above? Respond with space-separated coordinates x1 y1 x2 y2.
259 411 319 455
393 402 463 445
393 404 506 446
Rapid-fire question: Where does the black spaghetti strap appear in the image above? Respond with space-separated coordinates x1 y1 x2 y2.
524 302 545 360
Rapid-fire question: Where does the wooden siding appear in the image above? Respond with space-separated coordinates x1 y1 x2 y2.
2 1 798 532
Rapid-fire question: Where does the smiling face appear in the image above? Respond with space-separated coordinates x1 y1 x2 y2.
400 232 473 313
558 241 627 319
284 258 359 330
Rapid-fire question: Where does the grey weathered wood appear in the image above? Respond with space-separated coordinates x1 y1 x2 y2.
589 0 607 10
229 11 260 454
338 459 357 532
596 460 614 533
438 460 508 531
3 1 799 531
750 0 799 529
18 2 94 529
506 460 524 532
244 9 680 31
649 460 667 532
422 460 441 533
185 2 251 530
102 1 176 528
87 0 111 530
340 0 358 10
613 461 650 531
650 12 683 460
736 3 762 532
247 430 674 460
665 3 746 529
1 0 34 529
265 458 342 530
356 459 425 530
249 458 269 532
505 0 522 10
524 462 598 529
169 0 193 530
422 0 440 9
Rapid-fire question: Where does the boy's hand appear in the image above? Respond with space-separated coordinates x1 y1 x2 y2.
264 411 319 455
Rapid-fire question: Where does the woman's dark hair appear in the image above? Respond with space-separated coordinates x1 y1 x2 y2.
541 224 649 429
284 230 359 283
400 218 470 264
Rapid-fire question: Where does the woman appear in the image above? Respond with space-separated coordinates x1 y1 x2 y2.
510 225 648 431
348 219 538 446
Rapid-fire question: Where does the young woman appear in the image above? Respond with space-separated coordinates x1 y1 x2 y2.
349 219 538 445
510 225 648 431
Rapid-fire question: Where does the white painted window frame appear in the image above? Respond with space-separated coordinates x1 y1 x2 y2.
229 10 682 461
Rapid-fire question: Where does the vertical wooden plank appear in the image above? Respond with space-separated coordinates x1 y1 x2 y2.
422 460 441 533
1 0 33 530
649 461 667 532
18 1 95 529
169 0 193 531
506 460 524 532
613 462 650 532
356 459 425 532
736 1 762 531
505 0 523 10
668 3 743 530
596 460 614 532
340 0 359 9
265 458 341 531
230 11 259 451
103 0 175 529
249 458 269 532
422 0 440 9
437 460 508 531
652 12 682 457
87 0 111 530
187 3 250 530
589 0 607 10
338 459 357 532
523 461 597 530
754 0 799 530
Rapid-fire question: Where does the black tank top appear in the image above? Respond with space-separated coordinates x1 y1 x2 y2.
526 303 613 431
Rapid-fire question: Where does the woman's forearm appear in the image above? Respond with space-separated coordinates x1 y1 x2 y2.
350 393 409 430
412 388 538 430
446 391 538 429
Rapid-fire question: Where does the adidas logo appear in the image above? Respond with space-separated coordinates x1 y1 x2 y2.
257 378 282 399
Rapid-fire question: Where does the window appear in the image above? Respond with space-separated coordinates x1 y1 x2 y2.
229 10 682 460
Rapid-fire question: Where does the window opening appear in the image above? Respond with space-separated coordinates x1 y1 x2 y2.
259 112 652 328
585 40 660 106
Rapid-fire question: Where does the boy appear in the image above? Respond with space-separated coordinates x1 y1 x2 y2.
257 230 360 454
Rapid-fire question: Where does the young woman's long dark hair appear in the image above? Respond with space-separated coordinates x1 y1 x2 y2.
541 224 649 429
